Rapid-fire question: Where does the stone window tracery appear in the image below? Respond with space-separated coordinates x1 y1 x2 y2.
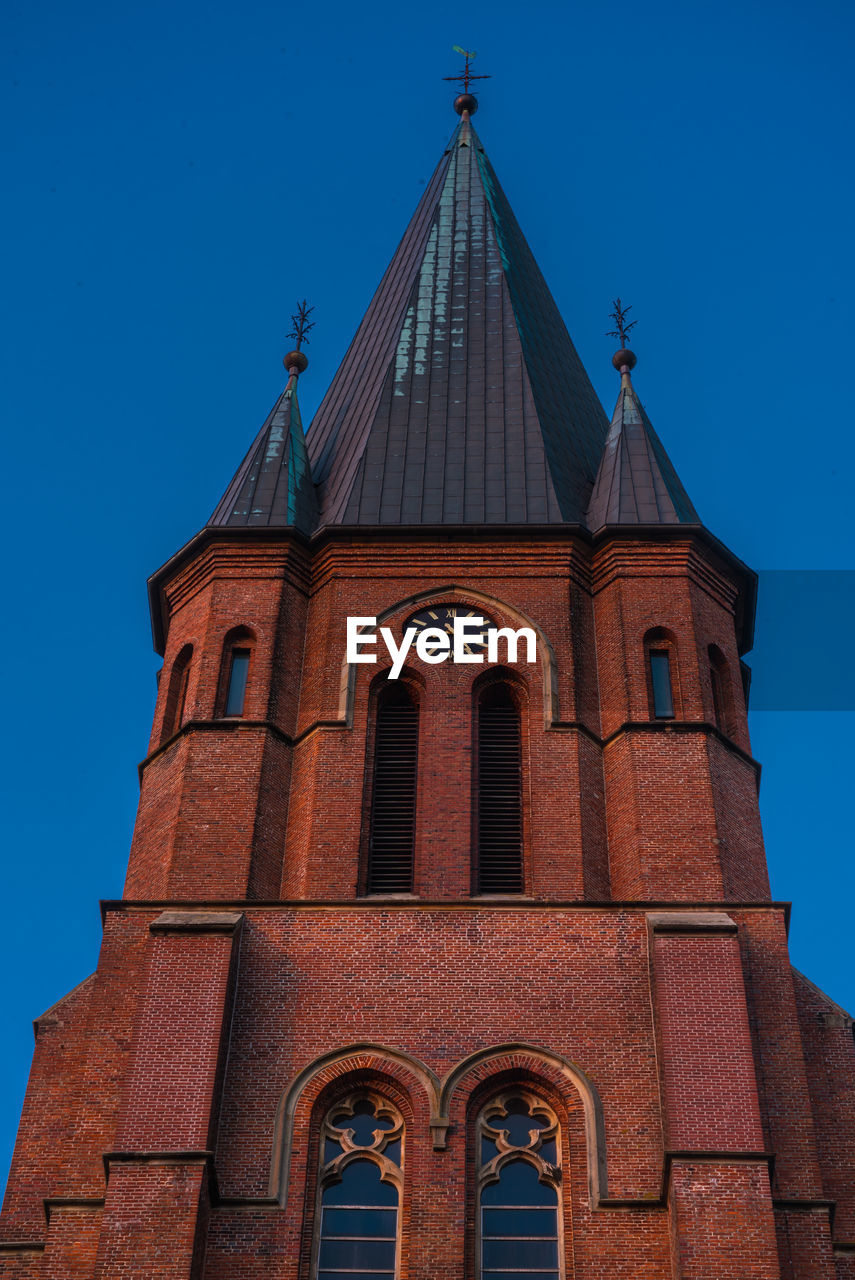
313 1091 404 1280
477 1090 564 1279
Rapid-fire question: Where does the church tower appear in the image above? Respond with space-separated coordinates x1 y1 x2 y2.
1 90 853 1280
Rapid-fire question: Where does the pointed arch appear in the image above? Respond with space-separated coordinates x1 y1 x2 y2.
161 643 193 742
337 585 559 727
268 1043 440 1204
438 1043 608 1205
708 643 736 736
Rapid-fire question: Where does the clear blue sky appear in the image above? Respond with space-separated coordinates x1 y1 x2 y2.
1 0 853 1195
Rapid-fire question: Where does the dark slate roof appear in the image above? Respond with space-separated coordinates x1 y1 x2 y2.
208 373 319 533
586 372 699 529
306 114 611 526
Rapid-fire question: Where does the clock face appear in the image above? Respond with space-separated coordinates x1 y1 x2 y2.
406 605 496 657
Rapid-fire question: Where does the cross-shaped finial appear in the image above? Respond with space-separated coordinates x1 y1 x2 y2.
606 298 637 348
443 45 491 94
287 300 315 351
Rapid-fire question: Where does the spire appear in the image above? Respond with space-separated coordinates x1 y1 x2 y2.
307 102 610 527
586 328 699 530
208 314 319 534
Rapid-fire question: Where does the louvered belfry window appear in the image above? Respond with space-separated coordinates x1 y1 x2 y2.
367 684 419 893
477 683 524 893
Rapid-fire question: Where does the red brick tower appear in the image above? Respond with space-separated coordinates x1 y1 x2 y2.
1 97 853 1280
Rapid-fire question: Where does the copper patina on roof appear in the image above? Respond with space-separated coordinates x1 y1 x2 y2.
210 99 700 536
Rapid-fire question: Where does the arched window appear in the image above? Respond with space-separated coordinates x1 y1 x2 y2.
476 682 523 894
314 1092 403 1280
217 627 256 718
161 643 193 742
643 628 678 720
708 645 734 736
477 1091 564 1279
366 683 419 894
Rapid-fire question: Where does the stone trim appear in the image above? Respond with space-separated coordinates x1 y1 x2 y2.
43 1196 104 1224
335 585 560 729
646 911 738 934
102 1149 214 1179
439 1044 608 1206
149 911 244 935
269 1041 609 1212
269 1044 438 1204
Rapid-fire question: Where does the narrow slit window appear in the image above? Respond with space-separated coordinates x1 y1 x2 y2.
708 646 733 736
225 648 251 717
649 650 674 719
477 683 523 894
367 685 418 893
710 663 725 728
162 644 192 741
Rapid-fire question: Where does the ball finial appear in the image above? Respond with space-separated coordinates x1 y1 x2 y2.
454 92 478 116
284 350 308 375
612 348 637 372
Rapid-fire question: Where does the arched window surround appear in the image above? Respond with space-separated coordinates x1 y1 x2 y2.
465 1074 574 1280
472 670 529 897
300 1070 415 1280
360 670 423 897
269 1042 608 1211
216 626 257 719
336 586 559 730
161 643 193 743
642 627 681 721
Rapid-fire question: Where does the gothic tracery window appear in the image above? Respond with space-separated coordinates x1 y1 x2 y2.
314 1092 403 1280
477 1091 564 1280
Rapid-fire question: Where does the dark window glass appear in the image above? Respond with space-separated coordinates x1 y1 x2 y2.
482 1160 556 1207
224 648 250 716
493 1098 548 1147
332 1099 395 1146
649 649 675 718
481 1161 558 1278
367 685 418 893
483 1207 556 1236
318 1160 398 1278
477 684 523 893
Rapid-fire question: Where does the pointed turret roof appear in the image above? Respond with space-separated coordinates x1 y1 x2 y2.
209 356 319 534
586 351 699 529
307 107 610 527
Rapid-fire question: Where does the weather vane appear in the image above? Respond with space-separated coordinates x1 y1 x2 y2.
606 297 637 349
443 45 491 95
287 299 315 351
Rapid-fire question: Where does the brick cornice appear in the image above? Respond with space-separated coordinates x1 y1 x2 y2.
100 898 791 923
141 713 762 784
147 519 756 653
